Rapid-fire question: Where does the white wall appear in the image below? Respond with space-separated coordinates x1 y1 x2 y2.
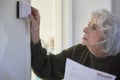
0 0 31 80
72 0 111 45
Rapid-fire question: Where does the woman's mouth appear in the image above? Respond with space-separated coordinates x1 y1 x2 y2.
83 37 87 40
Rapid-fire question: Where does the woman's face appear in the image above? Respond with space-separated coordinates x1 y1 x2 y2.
82 17 104 47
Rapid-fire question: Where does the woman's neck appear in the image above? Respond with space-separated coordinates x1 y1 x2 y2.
87 45 108 58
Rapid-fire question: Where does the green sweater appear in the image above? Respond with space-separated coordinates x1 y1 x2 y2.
31 40 120 80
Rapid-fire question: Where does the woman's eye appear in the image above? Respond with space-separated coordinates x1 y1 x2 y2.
91 24 97 30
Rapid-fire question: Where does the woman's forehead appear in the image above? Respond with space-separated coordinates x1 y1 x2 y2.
89 16 100 25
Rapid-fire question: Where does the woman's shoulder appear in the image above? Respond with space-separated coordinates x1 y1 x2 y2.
68 44 89 60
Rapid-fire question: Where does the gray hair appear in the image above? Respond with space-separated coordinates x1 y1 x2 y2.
91 9 120 55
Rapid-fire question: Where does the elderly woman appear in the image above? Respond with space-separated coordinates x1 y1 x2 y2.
30 7 120 80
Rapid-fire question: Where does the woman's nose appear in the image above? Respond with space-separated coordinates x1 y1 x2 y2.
83 26 88 33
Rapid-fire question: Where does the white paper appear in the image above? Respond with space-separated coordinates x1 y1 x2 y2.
64 58 116 80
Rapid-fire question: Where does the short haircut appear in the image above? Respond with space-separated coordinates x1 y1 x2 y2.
91 9 120 55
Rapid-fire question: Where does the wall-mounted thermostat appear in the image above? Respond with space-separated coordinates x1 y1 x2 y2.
17 1 31 19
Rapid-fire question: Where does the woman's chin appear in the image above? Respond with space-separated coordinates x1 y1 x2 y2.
81 41 87 45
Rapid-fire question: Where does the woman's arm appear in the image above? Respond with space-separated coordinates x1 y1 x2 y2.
29 7 40 44
29 7 71 79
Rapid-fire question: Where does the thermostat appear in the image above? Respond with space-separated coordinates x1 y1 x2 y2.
17 1 31 19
